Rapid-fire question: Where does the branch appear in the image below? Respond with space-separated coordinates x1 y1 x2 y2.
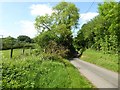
42 23 51 31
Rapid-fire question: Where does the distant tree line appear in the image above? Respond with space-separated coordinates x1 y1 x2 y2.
2 35 34 50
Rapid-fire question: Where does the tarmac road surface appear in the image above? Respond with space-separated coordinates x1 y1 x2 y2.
70 58 118 88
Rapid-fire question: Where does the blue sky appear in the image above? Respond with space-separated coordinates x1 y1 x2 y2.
0 0 119 38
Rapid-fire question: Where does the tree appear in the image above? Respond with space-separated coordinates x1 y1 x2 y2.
98 1 119 53
17 35 33 55
75 1 119 54
2 36 16 58
74 29 86 56
34 1 79 57
17 35 32 43
2 36 16 50
34 30 59 52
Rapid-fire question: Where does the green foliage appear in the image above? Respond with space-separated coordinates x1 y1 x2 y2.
2 35 34 50
2 50 93 88
35 30 58 49
73 30 86 57
80 49 118 72
75 2 119 54
34 1 79 58
38 53 72 67
52 2 79 29
34 31 69 57
17 35 32 43
2 36 16 50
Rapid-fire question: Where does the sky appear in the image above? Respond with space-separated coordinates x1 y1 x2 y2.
0 0 119 38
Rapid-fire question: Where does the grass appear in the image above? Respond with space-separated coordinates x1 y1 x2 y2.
1 49 93 88
1 48 31 59
80 49 118 72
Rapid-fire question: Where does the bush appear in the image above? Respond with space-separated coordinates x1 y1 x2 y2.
39 53 73 67
46 41 69 57
2 55 93 88
34 40 69 58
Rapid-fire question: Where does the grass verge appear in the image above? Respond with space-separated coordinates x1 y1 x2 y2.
80 49 118 72
2 49 93 88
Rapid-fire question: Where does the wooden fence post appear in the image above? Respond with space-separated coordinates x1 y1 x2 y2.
10 48 13 58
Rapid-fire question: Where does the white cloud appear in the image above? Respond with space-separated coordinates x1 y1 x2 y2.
0 21 37 38
72 12 99 37
79 12 99 29
30 4 53 16
80 12 99 23
19 20 37 38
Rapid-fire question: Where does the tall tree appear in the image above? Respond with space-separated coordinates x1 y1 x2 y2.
98 1 119 53
35 2 79 57
75 1 119 54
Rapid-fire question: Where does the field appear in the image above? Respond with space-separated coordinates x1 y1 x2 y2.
1 49 93 88
2 49 31 59
80 49 118 72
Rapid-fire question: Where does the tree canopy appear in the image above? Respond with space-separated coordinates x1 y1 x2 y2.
75 1 119 54
2 35 34 50
17 35 32 43
34 1 80 58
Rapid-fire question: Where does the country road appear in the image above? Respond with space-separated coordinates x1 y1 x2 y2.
70 58 119 88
